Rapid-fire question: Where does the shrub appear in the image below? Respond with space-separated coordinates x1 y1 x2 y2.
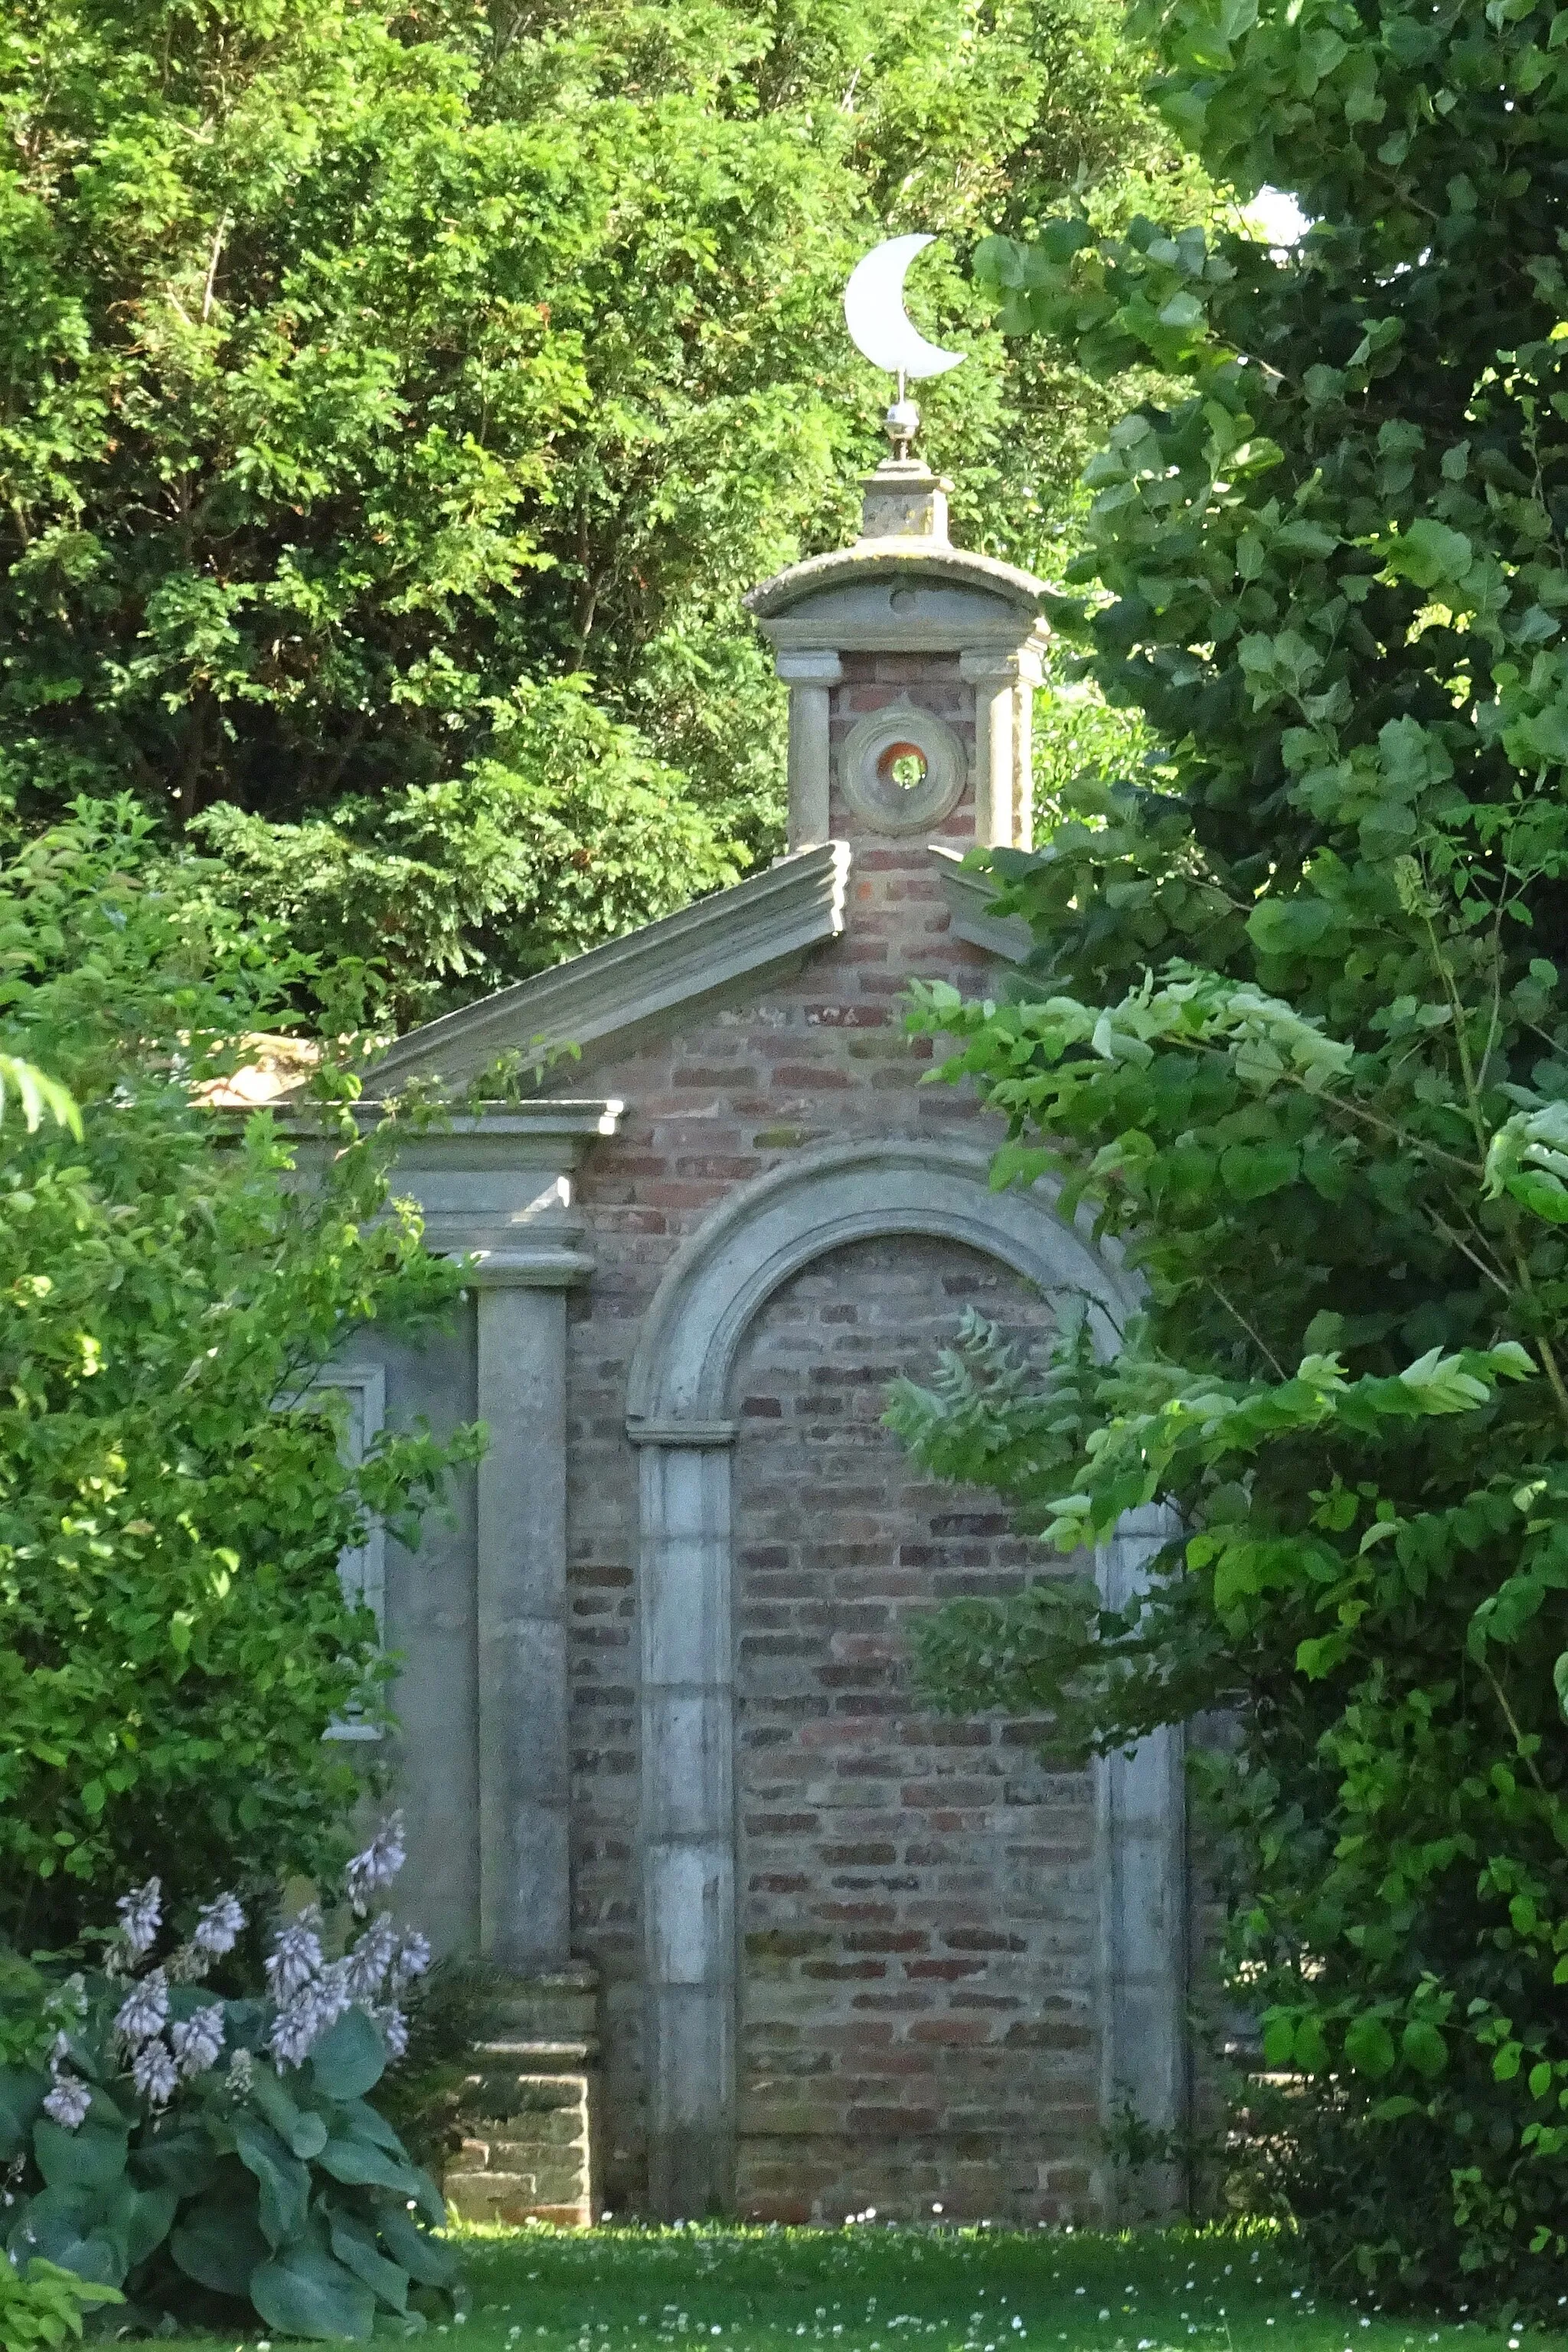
891 0 1568 2311
1 1828 459 2341
0 799 482 1948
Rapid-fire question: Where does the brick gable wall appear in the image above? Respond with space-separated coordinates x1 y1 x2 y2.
564 732 1103 2213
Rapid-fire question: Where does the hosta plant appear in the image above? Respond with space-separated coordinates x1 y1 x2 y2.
0 1822 458 2341
0 2259 121 2352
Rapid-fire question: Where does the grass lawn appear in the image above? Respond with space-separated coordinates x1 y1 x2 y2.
351 2224 1530 2352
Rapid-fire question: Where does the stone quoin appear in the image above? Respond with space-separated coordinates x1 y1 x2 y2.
296 441 1190 2225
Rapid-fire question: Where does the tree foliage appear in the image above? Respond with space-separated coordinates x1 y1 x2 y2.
0 801 480 1949
890 0 1568 2308
0 0 1197 1021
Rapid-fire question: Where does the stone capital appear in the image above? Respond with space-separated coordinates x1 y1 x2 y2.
466 1246 596 1288
961 641 1045 689
773 647 844 686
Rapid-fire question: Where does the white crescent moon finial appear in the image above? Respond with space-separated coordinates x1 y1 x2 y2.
844 234 965 382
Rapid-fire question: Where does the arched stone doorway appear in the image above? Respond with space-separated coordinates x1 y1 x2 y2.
624 1138 1181 2220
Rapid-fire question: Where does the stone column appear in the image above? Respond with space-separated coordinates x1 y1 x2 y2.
962 647 1042 849
775 650 843 851
1096 1504 1187 2212
471 1246 593 1971
629 1423 738 2219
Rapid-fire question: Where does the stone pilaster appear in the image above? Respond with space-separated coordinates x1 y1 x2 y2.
629 1427 739 2219
776 649 843 851
472 1247 593 1969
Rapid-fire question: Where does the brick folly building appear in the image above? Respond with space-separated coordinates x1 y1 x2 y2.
335 443 1187 2226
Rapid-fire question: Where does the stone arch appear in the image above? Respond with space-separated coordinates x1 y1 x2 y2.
623 1138 1180 2218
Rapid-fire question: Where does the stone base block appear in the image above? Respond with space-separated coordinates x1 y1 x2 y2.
443 1964 600 2228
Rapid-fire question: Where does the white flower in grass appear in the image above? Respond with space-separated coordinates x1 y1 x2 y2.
132 2037 178 2107
115 1879 162 1960
192 1893 245 1958
265 1909 323 2004
171 2002 226 2078
42 2075 92 2131
346 1815 406 1913
343 1913 399 2003
114 1968 169 2047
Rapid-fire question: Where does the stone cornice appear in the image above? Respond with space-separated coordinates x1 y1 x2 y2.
744 541 1045 624
926 846 1033 964
361 841 851 1097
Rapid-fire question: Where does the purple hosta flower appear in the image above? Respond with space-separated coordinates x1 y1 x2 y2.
388 1929 430 1998
115 1878 162 1961
170 2002 226 2079
269 1962 351 2070
345 1815 406 1914
192 1892 244 1958
113 1968 169 2047
342 1913 398 2004
375 2004 409 2061
224 2047 255 2098
264 1909 323 2004
41 2074 92 2131
132 2037 178 2108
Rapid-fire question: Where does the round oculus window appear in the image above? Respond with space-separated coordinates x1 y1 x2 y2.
838 703 966 835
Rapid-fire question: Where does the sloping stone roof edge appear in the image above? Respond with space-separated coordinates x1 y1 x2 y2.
926 846 1033 964
363 839 851 1096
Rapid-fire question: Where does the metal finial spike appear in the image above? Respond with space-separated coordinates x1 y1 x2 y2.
884 397 920 461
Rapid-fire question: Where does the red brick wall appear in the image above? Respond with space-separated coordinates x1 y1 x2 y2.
732 1235 1095 2225
563 662 1086 2213
828 652 975 851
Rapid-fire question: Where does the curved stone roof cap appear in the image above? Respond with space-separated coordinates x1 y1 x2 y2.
744 538 1044 622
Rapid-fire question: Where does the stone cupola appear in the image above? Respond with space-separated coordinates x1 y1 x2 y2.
745 447 1048 854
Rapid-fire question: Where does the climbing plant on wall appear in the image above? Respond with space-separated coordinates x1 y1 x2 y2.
888 0 1568 2310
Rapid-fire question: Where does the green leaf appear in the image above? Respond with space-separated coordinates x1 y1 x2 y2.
1344 2014 1396 2079
251 2246 377 2341
32 2122 128 2193
1401 2020 1449 2080
6 2187 128 2288
1293 2016 1328 2073
234 2113 311 2249
1219 1142 1299 1200
315 2136 423 2196
171 2191 272 2298
1250 893 1335 959
329 2208 410 2311
371 2205 458 2290
1383 518 1474 589
305 2011 386 2102
0 2069 47 2164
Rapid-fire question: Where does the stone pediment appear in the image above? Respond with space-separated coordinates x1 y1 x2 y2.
746 544 1044 657
363 838 851 1097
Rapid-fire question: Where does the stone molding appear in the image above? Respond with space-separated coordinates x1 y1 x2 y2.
926 845 1034 964
626 1135 1138 1434
745 543 1044 628
620 1134 1170 2220
362 841 851 1095
464 1247 596 1289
